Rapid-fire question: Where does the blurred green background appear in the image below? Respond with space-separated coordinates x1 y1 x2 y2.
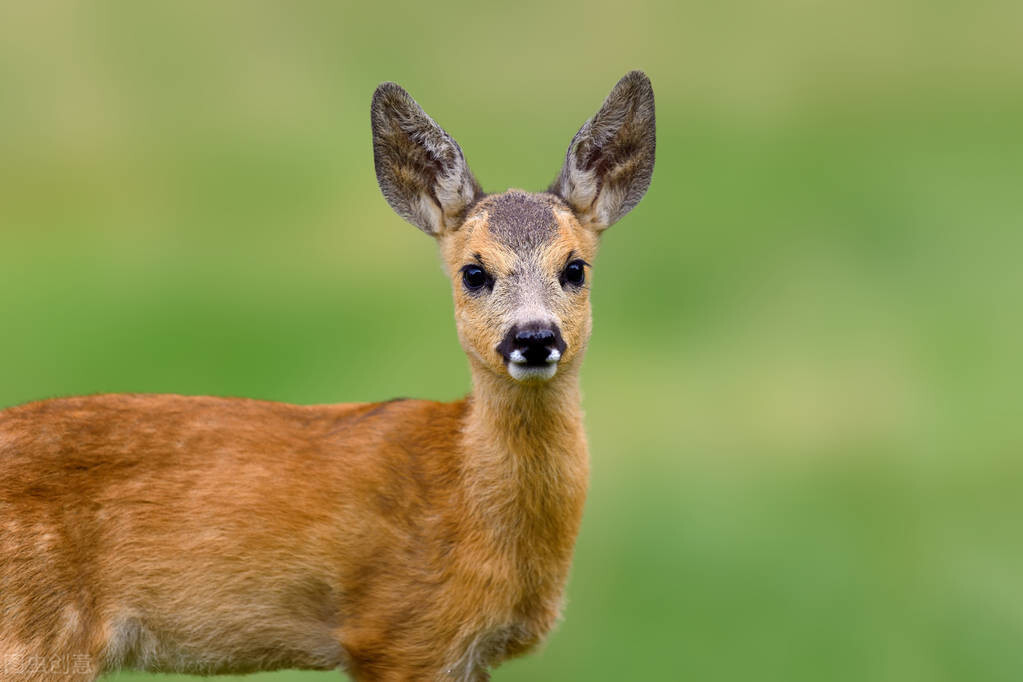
2 1 1022 680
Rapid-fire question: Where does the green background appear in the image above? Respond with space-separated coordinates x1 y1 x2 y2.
2 2 1022 680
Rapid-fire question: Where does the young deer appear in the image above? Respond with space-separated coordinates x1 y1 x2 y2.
0 71 655 681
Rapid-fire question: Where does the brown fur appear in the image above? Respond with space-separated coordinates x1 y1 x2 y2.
0 72 654 681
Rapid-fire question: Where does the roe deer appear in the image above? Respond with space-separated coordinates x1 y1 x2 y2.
0 71 655 681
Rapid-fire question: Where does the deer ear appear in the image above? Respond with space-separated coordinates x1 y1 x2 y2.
550 71 656 231
371 83 483 236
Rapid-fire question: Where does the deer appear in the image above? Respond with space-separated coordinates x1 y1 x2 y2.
0 71 655 681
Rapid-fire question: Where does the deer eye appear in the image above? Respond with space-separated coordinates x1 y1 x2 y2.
461 265 490 292
561 260 587 288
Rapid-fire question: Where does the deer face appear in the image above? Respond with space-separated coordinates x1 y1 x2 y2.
438 191 598 383
371 72 655 384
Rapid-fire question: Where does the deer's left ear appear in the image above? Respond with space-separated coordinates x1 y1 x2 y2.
372 82 483 236
550 71 656 231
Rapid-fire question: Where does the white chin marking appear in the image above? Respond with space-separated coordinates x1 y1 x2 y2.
508 362 558 382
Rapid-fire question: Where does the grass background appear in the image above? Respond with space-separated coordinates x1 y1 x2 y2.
2 1 1022 680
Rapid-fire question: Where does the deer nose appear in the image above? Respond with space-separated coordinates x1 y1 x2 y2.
516 328 556 366
499 323 567 367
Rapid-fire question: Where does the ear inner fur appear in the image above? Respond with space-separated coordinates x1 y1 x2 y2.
371 82 483 235
549 70 656 231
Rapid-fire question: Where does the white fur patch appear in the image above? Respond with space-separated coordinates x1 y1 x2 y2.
508 363 558 382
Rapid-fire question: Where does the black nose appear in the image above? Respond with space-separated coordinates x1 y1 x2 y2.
498 323 567 367
516 329 556 365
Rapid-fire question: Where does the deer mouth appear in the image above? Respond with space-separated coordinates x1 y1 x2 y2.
496 322 565 383
505 348 560 382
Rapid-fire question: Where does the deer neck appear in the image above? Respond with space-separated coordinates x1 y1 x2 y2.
459 363 590 555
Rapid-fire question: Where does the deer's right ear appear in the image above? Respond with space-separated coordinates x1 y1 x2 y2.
371 83 483 236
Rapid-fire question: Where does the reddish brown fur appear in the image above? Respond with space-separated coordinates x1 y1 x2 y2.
1 72 653 681
1 388 585 682
1 391 585 681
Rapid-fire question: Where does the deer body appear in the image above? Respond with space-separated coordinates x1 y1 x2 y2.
0 72 654 681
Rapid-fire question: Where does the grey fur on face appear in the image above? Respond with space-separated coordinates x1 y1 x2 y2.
474 191 561 251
